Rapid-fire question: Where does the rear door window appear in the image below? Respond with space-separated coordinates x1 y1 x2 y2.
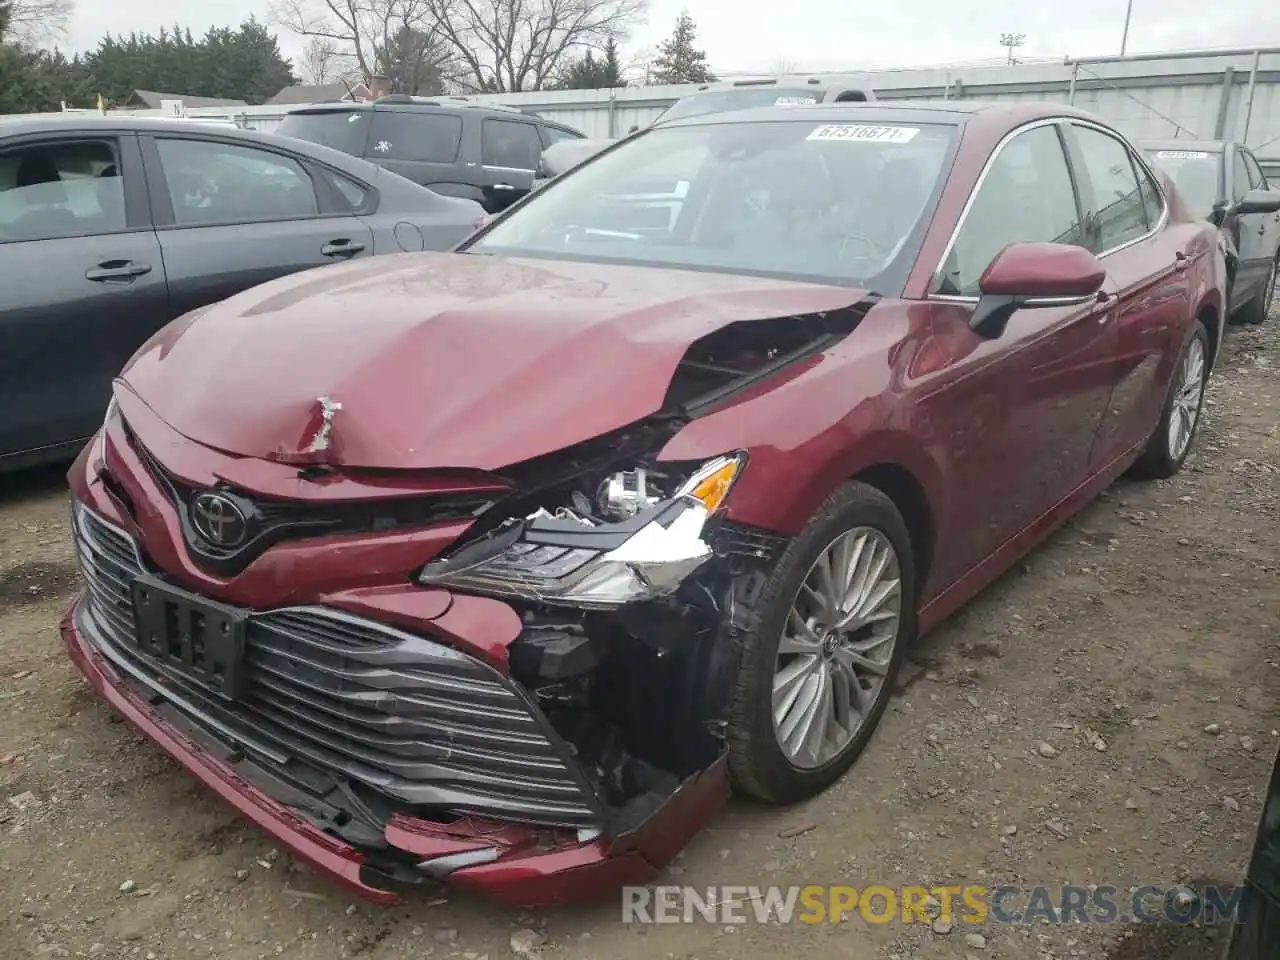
1070 125 1151 251
482 119 543 170
155 138 320 225
368 112 462 163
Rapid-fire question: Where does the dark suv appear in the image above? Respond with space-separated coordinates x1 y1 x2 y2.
277 97 586 213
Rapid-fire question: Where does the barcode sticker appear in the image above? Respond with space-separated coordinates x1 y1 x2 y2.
1155 150 1212 160
776 96 818 105
807 124 919 143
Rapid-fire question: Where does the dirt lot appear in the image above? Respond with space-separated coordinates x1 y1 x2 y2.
1 317 1277 960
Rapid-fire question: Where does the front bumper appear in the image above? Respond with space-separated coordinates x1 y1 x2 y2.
63 601 696 904
62 498 730 907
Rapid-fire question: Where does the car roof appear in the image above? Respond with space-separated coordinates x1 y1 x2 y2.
0 113 266 138
0 113 397 178
285 96 566 125
1139 138 1226 154
656 99 1086 130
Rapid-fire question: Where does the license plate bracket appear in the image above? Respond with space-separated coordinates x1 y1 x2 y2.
129 574 248 701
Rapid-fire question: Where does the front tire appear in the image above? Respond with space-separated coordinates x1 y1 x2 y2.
1129 319 1209 480
726 482 916 803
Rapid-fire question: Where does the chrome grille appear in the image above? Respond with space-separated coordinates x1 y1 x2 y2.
71 504 600 827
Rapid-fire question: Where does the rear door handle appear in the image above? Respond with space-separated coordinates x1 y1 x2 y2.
321 239 366 258
1174 252 1191 272
85 260 152 282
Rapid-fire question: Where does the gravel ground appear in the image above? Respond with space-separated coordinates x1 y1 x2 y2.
1 316 1277 960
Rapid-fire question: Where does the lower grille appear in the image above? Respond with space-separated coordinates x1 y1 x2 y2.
71 504 601 827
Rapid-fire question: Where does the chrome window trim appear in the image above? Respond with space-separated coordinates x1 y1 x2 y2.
927 116 1169 303
927 117 1068 299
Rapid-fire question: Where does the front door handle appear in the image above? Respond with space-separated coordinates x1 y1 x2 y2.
321 239 366 258
491 183 518 192
1095 290 1117 323
85 260 152 283
1174 251 1191 272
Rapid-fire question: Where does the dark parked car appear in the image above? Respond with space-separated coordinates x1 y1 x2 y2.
1225 747 1280 956
0 115 484 473
1142 139 1280 324
64 101 1224 907
647 77 876 128
276 97 585 214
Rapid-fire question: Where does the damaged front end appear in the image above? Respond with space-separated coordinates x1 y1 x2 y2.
417 450 786 834
407 311 866 863
65 295 876 905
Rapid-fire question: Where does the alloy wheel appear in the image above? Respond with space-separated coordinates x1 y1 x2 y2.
771 527 902 769
1167 337 1206 461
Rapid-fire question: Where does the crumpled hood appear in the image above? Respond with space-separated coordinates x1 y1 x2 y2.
121 252 866 471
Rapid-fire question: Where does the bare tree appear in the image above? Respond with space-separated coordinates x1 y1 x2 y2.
771 57 796 75
6 0 73 44
300 36 343 84
425 0 647 93
272 0 454 88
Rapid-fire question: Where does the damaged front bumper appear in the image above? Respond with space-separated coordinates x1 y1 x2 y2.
62 495 748 906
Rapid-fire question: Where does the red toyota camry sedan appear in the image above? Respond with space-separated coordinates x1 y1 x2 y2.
62 101 1225 907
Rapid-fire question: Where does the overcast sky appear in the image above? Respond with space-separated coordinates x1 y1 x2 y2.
65 0 1279 78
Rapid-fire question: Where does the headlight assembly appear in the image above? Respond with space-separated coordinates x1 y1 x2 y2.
417 454 745 608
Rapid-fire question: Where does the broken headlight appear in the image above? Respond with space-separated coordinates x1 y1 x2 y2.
417 454 745 608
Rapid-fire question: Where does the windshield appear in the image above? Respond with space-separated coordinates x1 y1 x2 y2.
657 88 825 123
1143 149 1221 219
276 111 371 157
467 119 957 291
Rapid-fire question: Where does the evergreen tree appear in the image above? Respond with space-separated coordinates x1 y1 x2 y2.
558 38 625 89
84 18 297 107
649 12 714 85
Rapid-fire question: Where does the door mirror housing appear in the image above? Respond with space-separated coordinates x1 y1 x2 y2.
1237 188 1280 216
969 242 1107 339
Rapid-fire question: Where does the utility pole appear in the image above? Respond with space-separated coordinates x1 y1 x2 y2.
1120 0 1134 56
999 32 1025 66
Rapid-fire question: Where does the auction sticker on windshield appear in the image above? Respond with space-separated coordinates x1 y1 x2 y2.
1154 150 1211 160
776 96 818 105
807 124 919 143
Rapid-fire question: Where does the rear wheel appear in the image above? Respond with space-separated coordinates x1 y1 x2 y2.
1129 319 1208 480
726 482 915 803
1239 255 1277 326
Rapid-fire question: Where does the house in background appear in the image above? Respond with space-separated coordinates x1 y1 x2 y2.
125 90 249 109
268 81 372 105
267 76 393 106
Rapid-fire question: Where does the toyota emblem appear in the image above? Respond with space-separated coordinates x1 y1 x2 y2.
191 491 249 548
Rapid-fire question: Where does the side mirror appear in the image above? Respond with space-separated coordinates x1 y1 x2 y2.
970 242 1107 339
1237 188 1280 216
627 124 639 134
